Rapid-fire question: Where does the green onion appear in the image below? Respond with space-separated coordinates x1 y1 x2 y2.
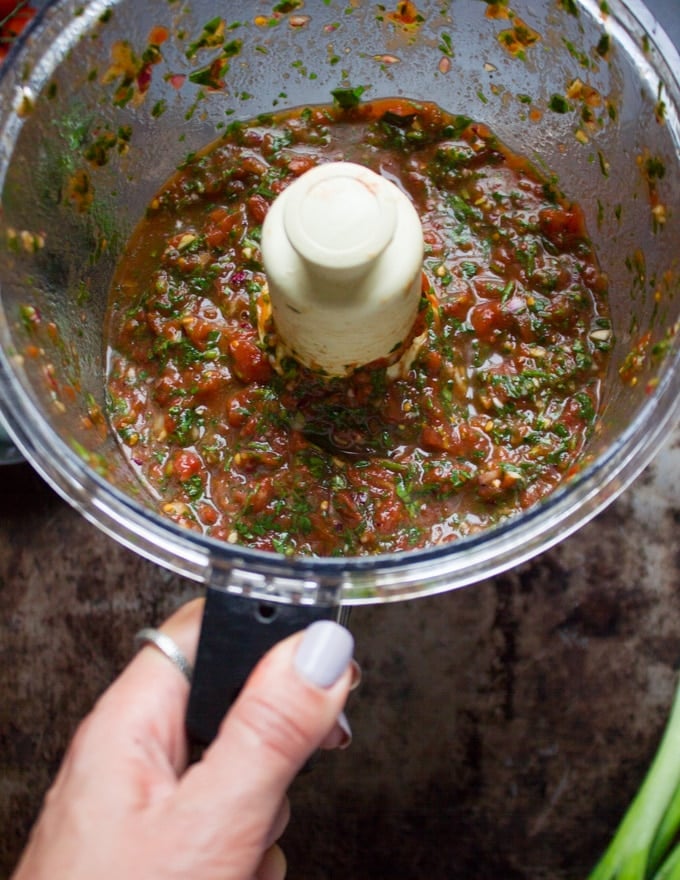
589 679 680 880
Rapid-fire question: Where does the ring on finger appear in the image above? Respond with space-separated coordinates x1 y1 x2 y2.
134 627 193 683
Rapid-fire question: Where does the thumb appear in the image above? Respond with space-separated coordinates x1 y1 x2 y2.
173 621 354 869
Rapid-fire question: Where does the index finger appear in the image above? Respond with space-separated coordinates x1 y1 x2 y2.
59 597 205 791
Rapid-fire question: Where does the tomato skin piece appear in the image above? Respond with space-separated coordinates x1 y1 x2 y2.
228 333 273 384
194 370 225 398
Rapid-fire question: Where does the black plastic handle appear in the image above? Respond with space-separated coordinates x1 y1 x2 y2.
186 586 341 746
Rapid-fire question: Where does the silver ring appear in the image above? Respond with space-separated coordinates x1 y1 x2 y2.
135 627 193 683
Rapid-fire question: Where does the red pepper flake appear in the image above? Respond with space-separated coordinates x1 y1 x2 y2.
137 64 153 94
167 73 186 89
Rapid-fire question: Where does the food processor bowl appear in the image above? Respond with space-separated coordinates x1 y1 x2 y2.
0 0 679 611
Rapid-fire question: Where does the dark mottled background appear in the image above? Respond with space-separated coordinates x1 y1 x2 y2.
1 1 679 878
2 430 680 879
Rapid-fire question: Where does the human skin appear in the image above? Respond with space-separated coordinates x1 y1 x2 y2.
12 599 354 880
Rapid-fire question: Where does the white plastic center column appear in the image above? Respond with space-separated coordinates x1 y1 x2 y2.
261 161 424 376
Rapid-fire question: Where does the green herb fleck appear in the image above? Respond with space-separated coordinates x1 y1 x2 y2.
439 32 454 58
331 85 366 109
596 33 611 58
559 0 579 15
549 94 572 114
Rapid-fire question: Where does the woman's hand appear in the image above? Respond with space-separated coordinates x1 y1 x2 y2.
12 599 355 880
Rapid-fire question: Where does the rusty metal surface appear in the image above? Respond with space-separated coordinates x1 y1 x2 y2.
1 0 679 875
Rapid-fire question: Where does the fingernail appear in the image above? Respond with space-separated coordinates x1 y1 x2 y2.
349 660 362 691
319 712 352 751
294 620 354 688
336 711 352 749
319 711 353 751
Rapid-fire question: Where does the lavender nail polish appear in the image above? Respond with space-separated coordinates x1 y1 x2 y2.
294 620 354 688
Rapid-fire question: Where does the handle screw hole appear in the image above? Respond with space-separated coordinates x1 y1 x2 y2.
255 602 278 623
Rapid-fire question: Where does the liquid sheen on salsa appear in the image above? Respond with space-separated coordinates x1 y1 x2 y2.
105 99 612 557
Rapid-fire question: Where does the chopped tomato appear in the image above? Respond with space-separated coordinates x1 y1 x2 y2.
245 477 274 514
288 154 317 177
374 496 403 532
205 208 241 249
0 4 35 62
469 301 513 341
228 333 272 384
246 194 269 224
538 204 586 250
172 450 201 481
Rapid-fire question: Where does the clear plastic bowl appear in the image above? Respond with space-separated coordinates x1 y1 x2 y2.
0 0 678 605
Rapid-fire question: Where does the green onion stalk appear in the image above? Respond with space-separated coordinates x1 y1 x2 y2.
589 678 680 880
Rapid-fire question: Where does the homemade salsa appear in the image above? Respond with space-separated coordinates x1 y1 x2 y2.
105 99 612 557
